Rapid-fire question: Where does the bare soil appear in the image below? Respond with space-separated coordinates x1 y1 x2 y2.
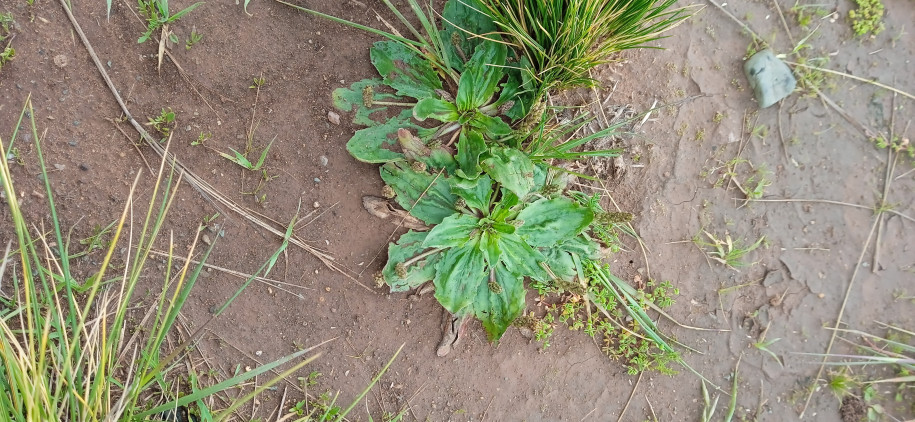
1 0 913 420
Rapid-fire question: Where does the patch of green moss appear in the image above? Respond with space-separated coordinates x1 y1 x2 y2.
848 0 885 37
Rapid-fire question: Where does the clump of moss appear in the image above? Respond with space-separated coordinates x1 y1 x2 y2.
848 0 885 37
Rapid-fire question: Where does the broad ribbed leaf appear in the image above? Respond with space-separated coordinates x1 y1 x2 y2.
450 174 492 213
425 147 458 175
433 240 487 314
558 234 600 259
441 0 497 73
370 40 442 99
481 147 535 198
455 41 507 110
423 214 479 248
383 231 441 292
380 162 458 224
497 233 547 279
469 113 513 138
540 247 576 282
535 234 600 283
479 230 501 267
490 188 518 222
346 109 419 163
413 98 459 122
473 263 525 342
516 197 593 246
455 130 486 179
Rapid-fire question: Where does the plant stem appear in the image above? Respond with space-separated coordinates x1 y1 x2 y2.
403 247 444 267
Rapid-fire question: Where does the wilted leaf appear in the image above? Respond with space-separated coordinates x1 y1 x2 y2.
383 231 441 292
346 109 419 163
371 40 442 100
332 78 401 126
441 0 497 73
380 161 458 224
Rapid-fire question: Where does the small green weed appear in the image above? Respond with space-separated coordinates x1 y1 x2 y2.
872 134 914 160
191 131 211 146
218 137 275 171
744 166 772 200
185 25 202 50
790 2 829 30
137 0 204 44
700 358 739 422
793 55 835 96
74 221 117 258
694 230 765 271
298 371 322 389
7 146 23 165
826 369 858 398
0 42 14 72
753 325 784 367
750 124 768 140
239 169 278 204
146 107 177 140
0 12 13 36
848 0 885 38
535 262 684 375
707 156 771 201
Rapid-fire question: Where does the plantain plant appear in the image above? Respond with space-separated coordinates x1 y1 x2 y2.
280 0 699 363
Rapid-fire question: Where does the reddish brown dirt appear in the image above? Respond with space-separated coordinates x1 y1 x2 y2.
1 0 913 420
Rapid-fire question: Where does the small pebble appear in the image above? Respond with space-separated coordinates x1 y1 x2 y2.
327 111 341 125
319 155 328 166
79 164 89 171
313 201 320 208
255 350 262 356
53 55 68 68
68 140 78 147
54 164 66 170
202 234 211 245
314 177 321 183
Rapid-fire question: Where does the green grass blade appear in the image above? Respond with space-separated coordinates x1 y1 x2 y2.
253 137 275 170
136 341 330 419
725 357 739 422
167 1 203 22
212 353 321 421
336 343 404 420
274 0 423 48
